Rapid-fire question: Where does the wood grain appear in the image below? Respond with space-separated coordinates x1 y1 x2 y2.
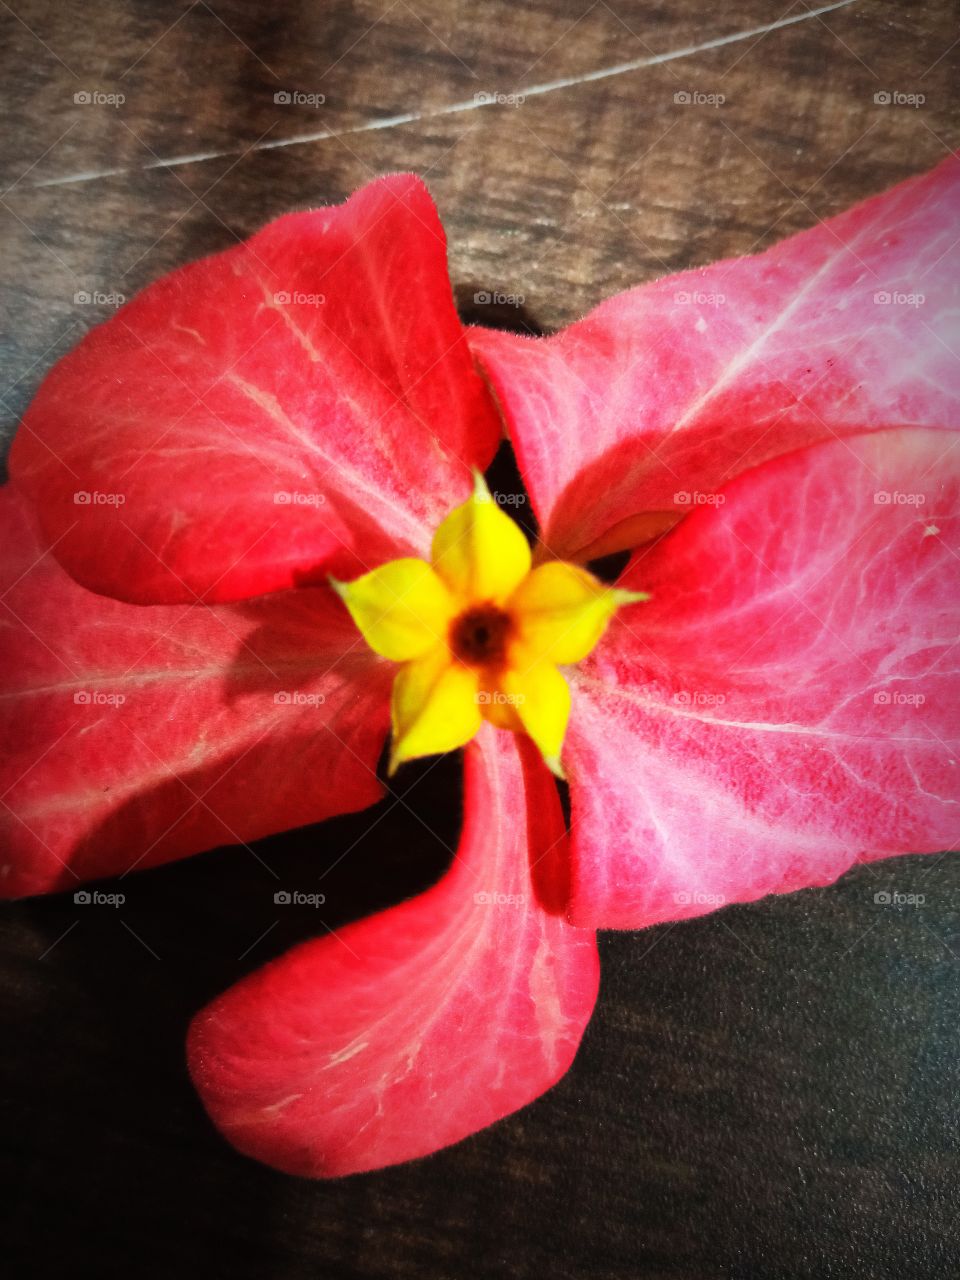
1 1 958 1276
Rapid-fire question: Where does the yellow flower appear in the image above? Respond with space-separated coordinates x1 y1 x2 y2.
332 473 647 777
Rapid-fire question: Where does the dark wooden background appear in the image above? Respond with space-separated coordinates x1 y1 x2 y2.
2 2 959 1276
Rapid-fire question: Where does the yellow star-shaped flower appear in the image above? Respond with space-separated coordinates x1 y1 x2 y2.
332 473 646 777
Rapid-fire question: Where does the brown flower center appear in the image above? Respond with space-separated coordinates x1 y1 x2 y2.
449 604 513 667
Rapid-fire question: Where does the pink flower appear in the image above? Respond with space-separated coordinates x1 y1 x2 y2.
3 162 958 1176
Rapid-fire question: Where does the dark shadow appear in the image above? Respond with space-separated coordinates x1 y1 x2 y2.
3 746 463 1277
586 548 632 583
455 284 549 337
483 437 538 543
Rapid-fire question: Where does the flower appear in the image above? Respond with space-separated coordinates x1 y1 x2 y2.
3 162 959 1177
331 470 647 777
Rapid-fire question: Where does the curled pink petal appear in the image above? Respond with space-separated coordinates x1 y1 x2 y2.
188 726 599 1177
470 157 960 561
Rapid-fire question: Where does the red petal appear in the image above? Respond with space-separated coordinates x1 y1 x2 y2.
10 174 499 604
0 487 391 898
188 726 599 1177
565 429 960 929
469 157 960 561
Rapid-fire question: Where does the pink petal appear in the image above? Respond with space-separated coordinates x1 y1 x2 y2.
188 725 599 1177
469 157 960 562
0 487 392 898
565 429 960 929
10 174 500 604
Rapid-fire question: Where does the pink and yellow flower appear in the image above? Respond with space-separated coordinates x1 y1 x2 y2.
2 161 959 1176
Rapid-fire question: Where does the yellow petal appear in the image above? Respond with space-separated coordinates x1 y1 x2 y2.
390 648 482 773
431 471 532 604
332 558 455 662
509 561 648 664
499 654 572 778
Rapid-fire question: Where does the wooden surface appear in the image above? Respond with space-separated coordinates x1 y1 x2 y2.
2 2 959 1276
